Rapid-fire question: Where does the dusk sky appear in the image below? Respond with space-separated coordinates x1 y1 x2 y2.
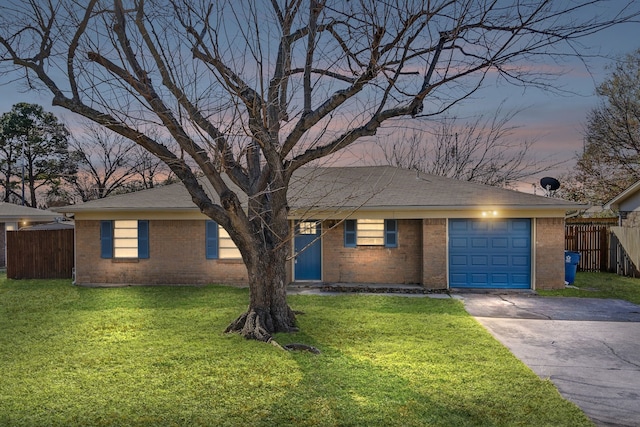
0 6 638 195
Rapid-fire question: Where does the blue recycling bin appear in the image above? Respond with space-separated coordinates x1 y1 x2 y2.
564 251 581 284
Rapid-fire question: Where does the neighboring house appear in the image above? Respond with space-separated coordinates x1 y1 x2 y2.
55 166 585 290
604 180 640 227
0 203 60 268
604 180 640 275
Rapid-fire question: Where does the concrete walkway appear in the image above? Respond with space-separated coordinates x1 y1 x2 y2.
458 293 640 427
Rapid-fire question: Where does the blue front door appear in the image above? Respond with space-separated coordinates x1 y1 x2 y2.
294 221 322 281
449 218 531 289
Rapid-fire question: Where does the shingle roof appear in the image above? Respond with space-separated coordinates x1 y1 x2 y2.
54 166 585 214
0 202 61 220
288 166 582 210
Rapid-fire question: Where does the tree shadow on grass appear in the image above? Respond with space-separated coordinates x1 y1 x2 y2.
257 339 487 426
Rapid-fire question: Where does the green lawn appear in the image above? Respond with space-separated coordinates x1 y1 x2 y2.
0 276 591 426
538 271 640 304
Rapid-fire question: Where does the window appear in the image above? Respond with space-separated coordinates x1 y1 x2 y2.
298 221 319 235
100 220 149 259
344 219 397 248
206 221 242 259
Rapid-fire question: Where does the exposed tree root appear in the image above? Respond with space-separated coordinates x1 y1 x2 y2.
225 309 318 353
224 307 297 342
282 343 321 354
224 310 272 341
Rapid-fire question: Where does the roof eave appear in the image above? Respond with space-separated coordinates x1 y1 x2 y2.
59 202 589 215
604 180 640 210
53 206 200 213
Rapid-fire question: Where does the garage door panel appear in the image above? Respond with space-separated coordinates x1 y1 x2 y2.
471 273 489 284
471 238 488 248
451 255 468 265
512 238 529 248
450 221 469 232
450 237 468 248
511 274 530 287
491 273 509 284
450 273 468 286
471 255 488 266
493 221 508 232
491 238 508 248
512 219 530 231
492 255 508 266
512 255 529 266
471 221 489 231
449 219 531 289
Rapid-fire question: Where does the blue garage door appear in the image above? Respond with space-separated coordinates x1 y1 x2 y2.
449 218 531 289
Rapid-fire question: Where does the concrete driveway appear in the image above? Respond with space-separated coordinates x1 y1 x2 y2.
458 293 640 427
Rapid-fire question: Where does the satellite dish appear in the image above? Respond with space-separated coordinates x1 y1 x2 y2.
540 177 560 196
540 177 560 191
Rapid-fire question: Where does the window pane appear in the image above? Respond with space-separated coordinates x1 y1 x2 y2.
113 228 138 238
114 248 138 258
114 239 138 248
220 247 242 259
358 230 383 238
219 226 241 259
115 220 138 229
358 237 384 246
358 219 384 226
298 221 318 235
356 219 384 246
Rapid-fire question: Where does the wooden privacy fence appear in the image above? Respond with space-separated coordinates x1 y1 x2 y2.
565 219 616 273
609 227 640 278
6 229 74 279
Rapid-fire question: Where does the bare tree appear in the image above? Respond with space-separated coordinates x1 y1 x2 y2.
377 107 563 188
129 144 175 190
66 124 176 202
66 125 139 202
1 1 638 341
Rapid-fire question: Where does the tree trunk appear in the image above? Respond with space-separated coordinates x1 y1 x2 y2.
224 248 298 342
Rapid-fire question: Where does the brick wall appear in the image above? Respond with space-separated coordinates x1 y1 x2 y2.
422 219 447 290
322 219 422 284
534 217 565 290
75 220 248 285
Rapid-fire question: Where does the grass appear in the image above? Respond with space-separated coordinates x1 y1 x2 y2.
538 271 640 304
0 276 592 426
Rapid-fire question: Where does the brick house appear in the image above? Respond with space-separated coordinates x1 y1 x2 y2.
55 166 584 290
